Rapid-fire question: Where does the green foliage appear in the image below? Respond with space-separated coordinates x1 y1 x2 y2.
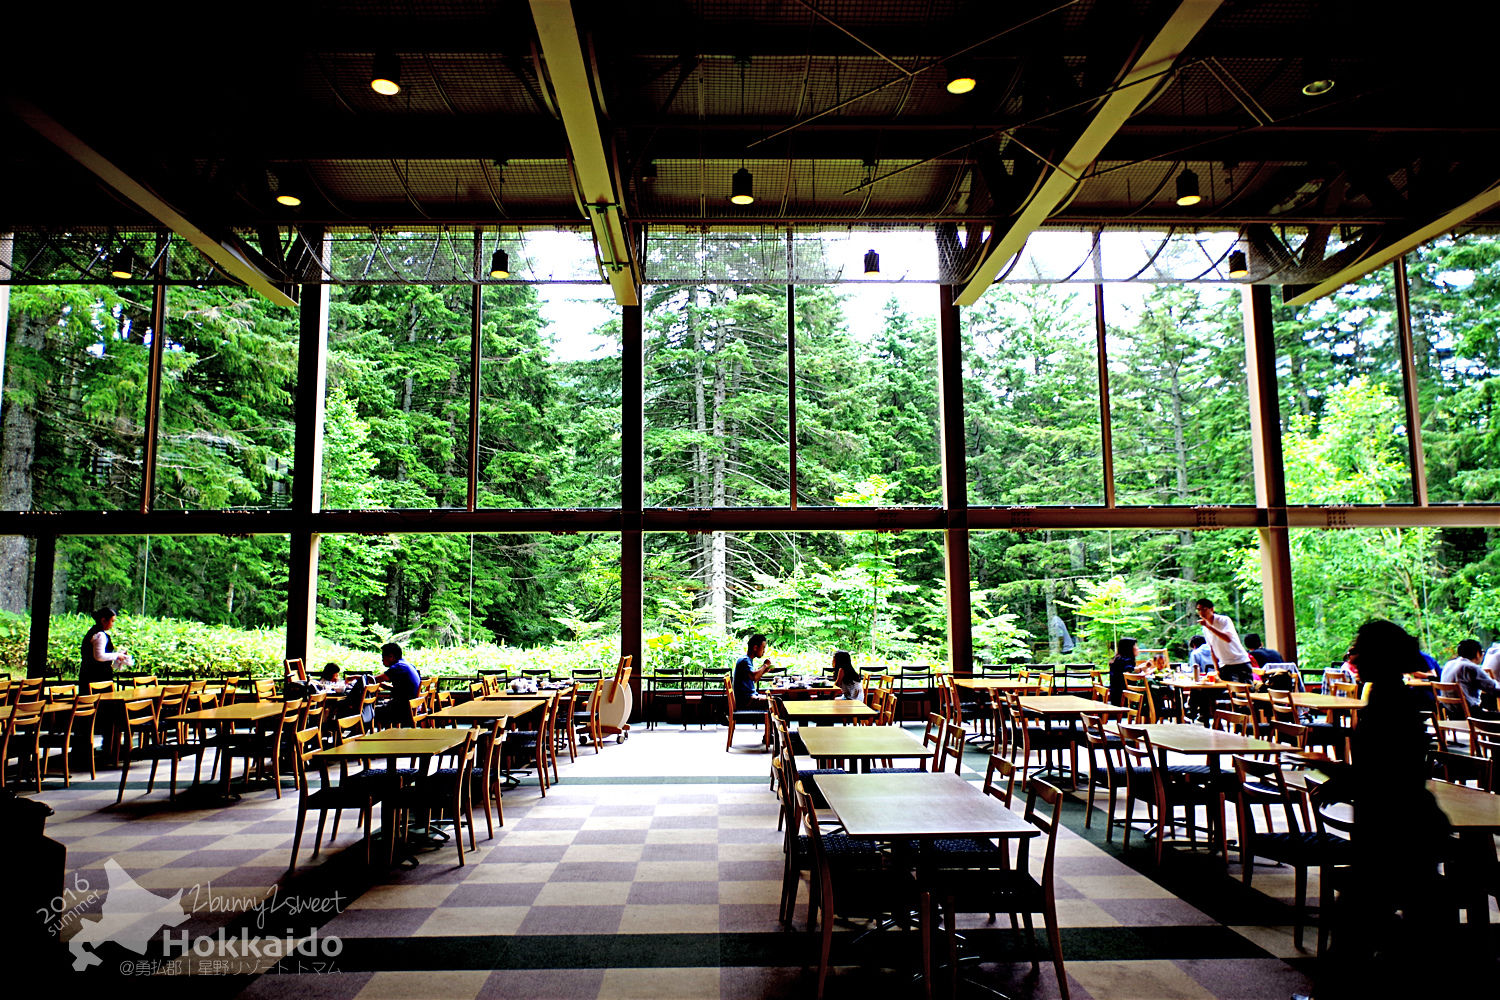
1058 576 1166 662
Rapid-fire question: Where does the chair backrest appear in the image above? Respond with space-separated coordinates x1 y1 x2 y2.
1330 681 1358 699
1267 720 1308 751
1433 682 1469 722
1022 778 1064 888
468 680 486 700
87 680 115 694
6 700 45 732
121 698 157 745
291 725 326 793
1231 754 1306 837
335 713 364 742
71 693 101 721
1266 689 1298 722
254 678 278 701
1212 708 1252 736
285 658 307 681
48 684 78 701
918 713 946 770
937 717 965 774
129 675 158 687
1120 688 1146 722
983 753 1018 807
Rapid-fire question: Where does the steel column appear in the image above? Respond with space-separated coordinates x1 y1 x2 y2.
468 230 483 511
286 228 330 664
137 235 170 513
26 534 55 677
938 285 973 674
621 302 644 716
1094 283 1117 507
787 285 798 509
1243 284 1296 660
1392 256 1429 505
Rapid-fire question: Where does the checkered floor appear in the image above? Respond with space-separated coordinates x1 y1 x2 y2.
21 725 1366 998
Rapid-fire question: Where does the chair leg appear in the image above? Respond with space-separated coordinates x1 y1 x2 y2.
1293 865 1307 951
289 806 307 872
1044 899 1070 1000
116 755 130 804
314 810 329 857
1021 910 1039 970
147 757 161 794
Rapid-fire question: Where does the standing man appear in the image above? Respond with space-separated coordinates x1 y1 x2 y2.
734 633 774 707
1195 598 1254 684
374 642 421 727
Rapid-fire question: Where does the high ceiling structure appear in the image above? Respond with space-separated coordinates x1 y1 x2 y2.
4 0 1498 303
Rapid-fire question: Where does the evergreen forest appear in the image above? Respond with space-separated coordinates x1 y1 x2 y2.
2 232 1496 677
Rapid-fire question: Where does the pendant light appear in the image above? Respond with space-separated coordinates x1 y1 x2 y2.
730 167 754 205
1301 56 1335 97
1227 249 1248 278
945 61 977 95
1175 168 1201 207
371 52 402 96
109 247 137 280
489 248 510 279
863 249 880 276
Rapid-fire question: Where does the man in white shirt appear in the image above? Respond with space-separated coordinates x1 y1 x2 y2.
1195 598 1253 684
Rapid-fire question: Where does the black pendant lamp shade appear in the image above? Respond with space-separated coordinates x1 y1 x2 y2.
1175 168 1201 207
489 249 510 279
730 167 754 205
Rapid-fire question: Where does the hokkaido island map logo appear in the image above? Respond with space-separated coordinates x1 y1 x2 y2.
53 859 343 975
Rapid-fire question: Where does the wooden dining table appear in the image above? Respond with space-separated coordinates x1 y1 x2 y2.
798 724 930 772
434 699 540 723
777 699 877 724
166 702 286 795
952 677 1043 692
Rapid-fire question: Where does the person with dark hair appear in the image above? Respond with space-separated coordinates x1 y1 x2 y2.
1187 634 1214 675
1316 619 1453 995
80 607 132 687
1194 598 1253 684
733 633 774 707
1243 632 1286 667
1440 638 1499 716
374 642 421 726
830 649 861 701
1107 636 1136 706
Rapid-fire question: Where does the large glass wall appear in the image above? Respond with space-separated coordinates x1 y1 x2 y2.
1106 284 1254 505
963 284 1104 505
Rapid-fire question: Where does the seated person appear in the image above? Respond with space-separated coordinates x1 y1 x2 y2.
1244 633 1286 668
1187 635 1214 676
1440 639 1500 717
830 649 861 701
312 662 347 694
374 642 421 727
734 633 774 706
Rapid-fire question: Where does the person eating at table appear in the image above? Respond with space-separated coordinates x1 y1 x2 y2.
1106 636 1136 706
80 606 133 688
734 633 774 707
374 642 421 727
830 649 861 701
1440 638 1500 718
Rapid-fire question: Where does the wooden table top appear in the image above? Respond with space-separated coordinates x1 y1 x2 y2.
96 686 165 701
366 727 467 739
1427 779 1500 831
799 725 930 759
953 678 1040 691
816 772 1039 840
435 699 540 721
1249 692 1366 710
0 702 71 720
1018 695 1133 715
1162 677 1228 690
1119 723 1291 755
167 703 283 723
313 730 469 759
779 700 876 719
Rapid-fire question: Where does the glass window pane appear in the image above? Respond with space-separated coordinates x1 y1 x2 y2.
324 283 471 510
1405 235 1500 503
1106 284 1254 504
1275 268 1414 504
644 285 789 507
4 285 150 510
155 287 297 509
795 285 939 506
964 286 1103 505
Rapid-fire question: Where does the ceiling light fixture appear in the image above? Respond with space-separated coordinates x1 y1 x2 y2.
730 167 755 206
1300 57 1335 97
945 62 977 95
276 192 302 207
489 248 510 279
1227 249 1248 278
863 249 880 276
371 52 402 96
1175 168 1202 207
109 247 137 280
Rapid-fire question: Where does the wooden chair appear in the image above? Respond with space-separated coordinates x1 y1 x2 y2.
503 691 558 795
575 681 604 754
1079 713 1150 843
1120 689 1148 723
927 779 1070 1000
40 693 101 785
87 681 115 694
1212 708 1253 736
2 700 46 790
221 698 301 798
871 713 946 774
128 675 158 688
472 719 506 838
287 725 382 871
1231 755 1351 954
1119 724 1220 866
723 671 766 750
253 678 278 702
219 675 247 705
409 729 478 865
115 699 205 804
793 780 925 999
1469 718 1500 792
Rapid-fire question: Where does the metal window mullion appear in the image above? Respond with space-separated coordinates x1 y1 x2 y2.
138 234 170 514
938 284 973 674
1094 283 1116 508
469 230 483 512
787 284 798 509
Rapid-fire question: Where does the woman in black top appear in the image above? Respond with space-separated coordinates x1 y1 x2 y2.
1106 636 1136 706
80 606 129 687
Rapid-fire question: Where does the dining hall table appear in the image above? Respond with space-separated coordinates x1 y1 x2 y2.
433 698 543 724
797 724 930 772
165 702 286 796
776 699 877 724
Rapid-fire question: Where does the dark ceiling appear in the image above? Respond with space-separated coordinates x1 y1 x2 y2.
2 0 1498 294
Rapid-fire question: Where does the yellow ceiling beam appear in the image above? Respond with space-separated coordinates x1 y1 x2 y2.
1282 181 1500 306
529 0 638 305
952 0 1224 306
11 99 297 309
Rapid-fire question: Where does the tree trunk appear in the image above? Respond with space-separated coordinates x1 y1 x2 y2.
0 311 42 611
